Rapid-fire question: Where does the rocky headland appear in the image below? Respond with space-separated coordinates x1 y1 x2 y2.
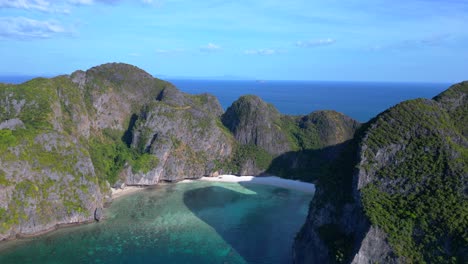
0 63 466 263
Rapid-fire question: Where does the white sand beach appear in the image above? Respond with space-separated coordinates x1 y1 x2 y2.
182 175 315 194
111 186 148 199
112 175 315 199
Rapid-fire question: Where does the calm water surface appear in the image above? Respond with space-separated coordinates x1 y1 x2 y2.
0 76 449 123
170 79 449 122
0 182 313 264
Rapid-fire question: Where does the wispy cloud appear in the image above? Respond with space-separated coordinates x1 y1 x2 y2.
69 0 94 5
200 43 221 52
0 17 66 40
295 38 336 47
0 0 71 13
244 49 278 55
0 0 52 12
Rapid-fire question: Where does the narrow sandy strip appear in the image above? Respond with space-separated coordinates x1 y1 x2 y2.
111 186 148 199
182 175 315 194
112 175 315 199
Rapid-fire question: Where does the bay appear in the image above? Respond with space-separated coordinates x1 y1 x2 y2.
0 182 313 264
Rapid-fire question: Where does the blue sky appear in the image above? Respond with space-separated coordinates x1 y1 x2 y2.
0 0 467 82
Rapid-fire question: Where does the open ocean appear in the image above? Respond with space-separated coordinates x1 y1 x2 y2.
169 79 450 122
0 76 451 122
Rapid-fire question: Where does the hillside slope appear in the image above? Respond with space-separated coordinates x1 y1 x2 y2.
294 82 468 263
222 95 360 177
0 63 236 239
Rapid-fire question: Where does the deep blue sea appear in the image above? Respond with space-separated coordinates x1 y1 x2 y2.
169 79 450 122
0 76 450 122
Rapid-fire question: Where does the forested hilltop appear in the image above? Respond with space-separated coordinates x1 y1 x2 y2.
0 63 466 264
294 81 467 263
0 63 358 240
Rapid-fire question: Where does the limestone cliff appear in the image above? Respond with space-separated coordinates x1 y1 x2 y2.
294 82 468 263
222 95 291 155
222 95 360 177
0 63 235 240
126 86 234 184
0 77 104 240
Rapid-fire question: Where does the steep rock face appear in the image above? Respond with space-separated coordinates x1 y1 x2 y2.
0 63 231 240
0 78 104 240
222 97 360 177
71 63 170 133
126 88 234 184
222 95 291 155
269 111 360 181
294 83 467 263
299 111 360 147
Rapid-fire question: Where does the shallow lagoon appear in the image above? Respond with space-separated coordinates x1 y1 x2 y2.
0 181 313 264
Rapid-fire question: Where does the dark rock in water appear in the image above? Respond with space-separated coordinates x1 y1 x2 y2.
94 208 103 222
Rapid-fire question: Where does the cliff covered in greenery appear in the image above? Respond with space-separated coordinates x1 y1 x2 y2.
294 82 468 263
2 63 465 264
221 95 360 177
0 63 235 239
1 63 358 240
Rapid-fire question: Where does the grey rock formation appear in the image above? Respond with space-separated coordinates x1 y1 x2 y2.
222 95 291 155
127 88 233 183
0 118 24 130
294 83 467 263
94 207 103 222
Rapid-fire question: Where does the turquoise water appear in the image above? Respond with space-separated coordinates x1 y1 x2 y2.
0 182 313 263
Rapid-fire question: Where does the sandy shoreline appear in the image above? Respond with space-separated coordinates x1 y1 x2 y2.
181 175 315 194
111 186 149 199
112 175 315 200
0 175 313 245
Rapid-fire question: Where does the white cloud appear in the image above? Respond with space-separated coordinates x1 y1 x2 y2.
0 17 66 40
296 38 336 47
243 49 278 55
0 0 52 12
69 0 94 5
200 43 221 52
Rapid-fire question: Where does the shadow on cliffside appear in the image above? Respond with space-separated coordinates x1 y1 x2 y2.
266 140 354 186
183 184 311 264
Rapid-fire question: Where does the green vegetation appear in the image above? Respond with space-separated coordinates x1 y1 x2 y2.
132 153 159 174
0 170 10 186
359 99 467 263
0 129 18 151
89 135 160 185
239 144 273 170
279 116 320 151
223 144 273 172
433 81 468 137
